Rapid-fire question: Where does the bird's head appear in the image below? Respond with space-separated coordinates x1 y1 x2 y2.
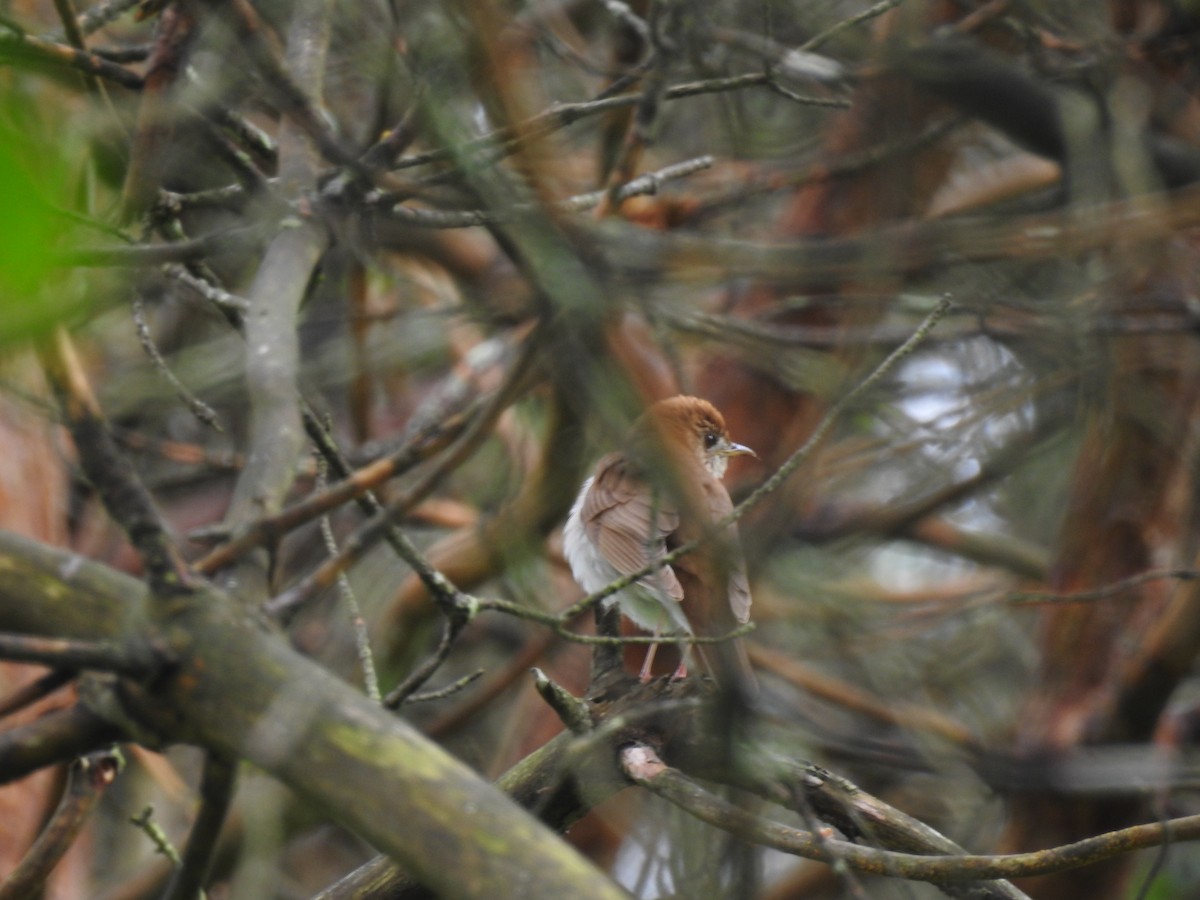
636 396 756 479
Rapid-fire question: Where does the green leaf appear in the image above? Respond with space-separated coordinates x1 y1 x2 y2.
0 93 77 344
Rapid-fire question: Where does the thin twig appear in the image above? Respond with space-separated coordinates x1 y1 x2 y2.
423 628 559 737
72 0 141 38
405 669 485 704
193 402 473 573
164 264 251 314
132 294 222 430
383 615 469 708
0 633 162 674
598 0 650 43
265 327 542 617
735 296 952 516
0 28 144 89
625 745 1200 884
41 329 196 597
315 452 381 704
593 0 682 213
708 27 845 84
392 72 846 173
49 0 86 56
689 117 960 221
130 805 182 865
59 224 267 268
384 156 715 229
0 751 122 900
800 0 907 52
1009 569 1200 605
162 755 235 900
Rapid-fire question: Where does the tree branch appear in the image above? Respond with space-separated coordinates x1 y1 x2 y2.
0 529 626 900
0 704 124 785
626 745 1200 887
0 749 121 899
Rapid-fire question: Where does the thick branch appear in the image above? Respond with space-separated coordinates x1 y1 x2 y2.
0 704 123 784
212 0 334 599
0 530 625 900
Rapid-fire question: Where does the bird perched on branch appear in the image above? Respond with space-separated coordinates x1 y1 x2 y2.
564 396 756 686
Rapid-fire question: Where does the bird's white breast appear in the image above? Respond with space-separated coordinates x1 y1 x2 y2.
563 477 612 595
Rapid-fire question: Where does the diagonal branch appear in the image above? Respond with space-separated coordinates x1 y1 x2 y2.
0 704 124 785
162 754 236 900
40 329 195 597
0 750 122 900
213 0 333 598
0 529 627 900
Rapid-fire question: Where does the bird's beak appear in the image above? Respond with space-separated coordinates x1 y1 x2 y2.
720 440 757 458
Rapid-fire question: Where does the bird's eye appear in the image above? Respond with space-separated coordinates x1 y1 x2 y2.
703 431 719 449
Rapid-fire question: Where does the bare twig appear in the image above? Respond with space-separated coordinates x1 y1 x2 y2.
266 326 542 617
315 453 381 704
423 629 558 737
0 750 122 900
592 0 681 214
0 633 162 674
193 403 471 573
800 0 907 52
161 755 235 900
130 805 182 865
49 0 86 56
164 264 250 314
41 329 196 597
625 744 1200 885
708 27 845 83
1009 569 1200 605
531 667 593 734
405 669 484 705
393 72 846 173
0 28 144 89
383 615 469 709
385 156 715 228
59 224 267 268
132 294 222 430
72 0 141 38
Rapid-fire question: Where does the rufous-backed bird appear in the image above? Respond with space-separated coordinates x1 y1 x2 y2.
564 396 756 686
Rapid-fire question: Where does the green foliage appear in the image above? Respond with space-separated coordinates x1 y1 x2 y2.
0 89 76 345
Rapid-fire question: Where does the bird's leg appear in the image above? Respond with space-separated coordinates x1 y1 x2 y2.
638 630 661 683
670 636 693 681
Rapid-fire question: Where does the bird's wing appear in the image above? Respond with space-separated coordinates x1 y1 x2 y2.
689 477 753 626
581 452 683 602
727 561 752 625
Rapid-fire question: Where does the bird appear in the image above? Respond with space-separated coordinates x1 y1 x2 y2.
563 395 756 686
